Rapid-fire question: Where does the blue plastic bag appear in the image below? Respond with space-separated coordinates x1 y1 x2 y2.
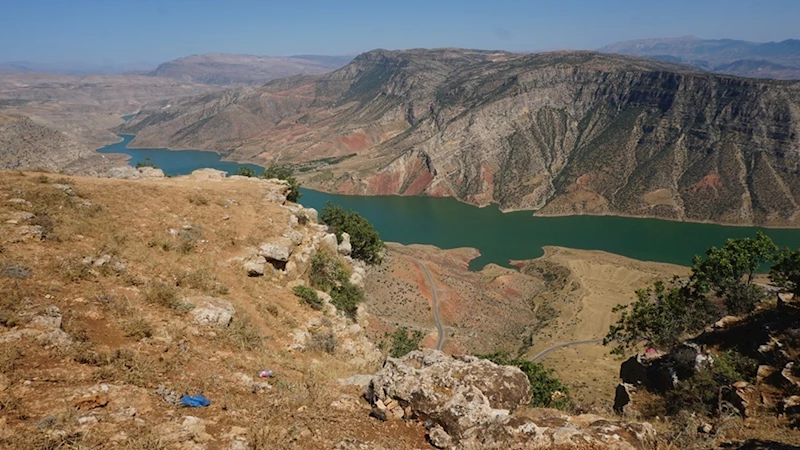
180 393 211 407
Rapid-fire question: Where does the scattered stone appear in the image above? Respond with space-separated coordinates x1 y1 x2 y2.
369 407 387 422
52 184 75 196
78 416 99 426
73 392 110 411
7 198 33 208
30 306 62 330
189 296 235 326
1 263 31 279
17 225 43 239
337 374 373 387
155 385 180 406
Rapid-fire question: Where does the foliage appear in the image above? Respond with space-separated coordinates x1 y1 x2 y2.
260 165 301 202
135 157 159 169
691 232 776 315
666 350 757 416
477 351 569 409
143 282 184 310
320 202 385 264
293 285 323 311
604 279 719 354
308 252 365 319
234 167 257 177
388 326 425 357
770 247 800 295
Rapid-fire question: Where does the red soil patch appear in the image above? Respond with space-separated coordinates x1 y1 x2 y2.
575 173 594 188
367 171 403 195
337 132 370 152
404 168 434 195
692 173 723 192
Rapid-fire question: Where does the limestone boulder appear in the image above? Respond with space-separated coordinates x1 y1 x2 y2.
244 256 267 277
107 166 140 179
189 168 227 180
137 166 165 178
189 296 235 326
338 232 352 256
320 233 339 254
259 237 294 262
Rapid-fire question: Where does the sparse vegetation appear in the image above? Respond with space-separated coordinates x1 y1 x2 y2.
293 285 323 310
234 167 257 177
187 193 209 206
143 282 183 310
308 252 365 318
478 351 570 409
176 269 229 296
223 316 263 350
260 165 301 202
388 326 425 357
307 330 337 354
320 201 385 264
135 157 159 169
123 317 154 339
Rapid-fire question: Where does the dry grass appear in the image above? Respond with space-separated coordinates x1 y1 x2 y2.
142 282 183 310
123 317 154 339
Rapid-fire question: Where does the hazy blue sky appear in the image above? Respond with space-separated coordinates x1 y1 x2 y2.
2 0 799 63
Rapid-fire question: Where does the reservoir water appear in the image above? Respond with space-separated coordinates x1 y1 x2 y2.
97 135 800 270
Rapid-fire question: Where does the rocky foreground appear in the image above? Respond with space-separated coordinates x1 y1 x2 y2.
0 168 657 449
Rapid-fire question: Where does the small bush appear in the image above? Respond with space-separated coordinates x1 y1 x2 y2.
143 283 183 310
330 282 365 319
307 330 337 354
260 165 301 202
224 316 263 350
388 326 425 357
293 285 323 310
234 167 257 177
123 317 154 340
176 269 229 296
478 351 570 409
309 252 348 292
187 194 209 206
320 202 385 264
135 157 159 169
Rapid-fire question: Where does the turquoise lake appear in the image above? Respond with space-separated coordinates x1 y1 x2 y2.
97 134 800 270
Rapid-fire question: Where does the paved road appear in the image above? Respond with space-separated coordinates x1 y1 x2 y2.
407 257 445 350
531 338 604 362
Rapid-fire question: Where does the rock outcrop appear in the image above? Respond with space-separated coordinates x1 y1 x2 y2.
367 350 655 449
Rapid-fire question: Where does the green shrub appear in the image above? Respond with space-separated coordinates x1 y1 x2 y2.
478 351 570 409
388 326 425 357
234 167 257 177
143 283 183 310
308 252 364 319
293 285 323 310
260 165 301 202
330 282 365 319
666 350 757 416
320 202 385 265
135 157 159 169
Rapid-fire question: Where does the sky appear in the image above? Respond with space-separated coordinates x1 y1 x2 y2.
2 0 799 65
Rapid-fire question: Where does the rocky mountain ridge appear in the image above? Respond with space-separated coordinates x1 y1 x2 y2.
120 48 800 226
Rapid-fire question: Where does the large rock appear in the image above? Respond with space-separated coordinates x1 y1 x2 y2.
189 168 227 180
369 350 531 441
189 296 235 326
137 166 165 178
369 350 654 449
107 166 141 179
258 237 294 262
320 233 339 254
338 232 352 256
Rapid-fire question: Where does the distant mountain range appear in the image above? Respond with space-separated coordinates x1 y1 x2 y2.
599 36 800 79
119 48 800 226
145 53 353 85
0 61 157 75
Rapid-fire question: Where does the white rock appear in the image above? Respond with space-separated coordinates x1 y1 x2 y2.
259 237 294 262
107 166 140 179
338 232 352 256
189 168 227 180
137 167 165 178
320 233 339 253
189 296 235 326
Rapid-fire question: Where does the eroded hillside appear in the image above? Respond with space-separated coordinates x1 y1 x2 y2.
120 49 800 226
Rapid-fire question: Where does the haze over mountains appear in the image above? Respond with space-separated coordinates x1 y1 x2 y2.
118 48 800 227
600 36 800 79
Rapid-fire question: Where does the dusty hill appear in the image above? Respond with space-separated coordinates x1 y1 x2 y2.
600 36 800 79
121 48 800 226
147 53 352 85
0 169 668 449
0 114 124 175
0 72 220 156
